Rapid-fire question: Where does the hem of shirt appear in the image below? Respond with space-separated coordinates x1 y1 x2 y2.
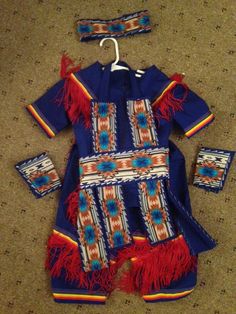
52 290 108 304
185 112 215 138
26 103 57 138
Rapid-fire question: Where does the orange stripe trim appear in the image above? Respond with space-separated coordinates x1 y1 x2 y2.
53 293 107 302
52 229 78 246
27 104 55 138
70 73 93 100
143 288 194 300
185 113 214 137
131 257 137 262
133 236 147 241
152 81 177 106
110 260 116 264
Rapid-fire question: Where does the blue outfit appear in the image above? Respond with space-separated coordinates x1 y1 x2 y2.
26 60 217 304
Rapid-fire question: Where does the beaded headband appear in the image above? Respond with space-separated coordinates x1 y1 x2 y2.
76 10 151 42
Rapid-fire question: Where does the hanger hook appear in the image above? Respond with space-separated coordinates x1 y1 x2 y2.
99 38 119 64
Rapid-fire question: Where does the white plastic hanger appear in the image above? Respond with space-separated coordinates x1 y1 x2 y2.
99 38 129 72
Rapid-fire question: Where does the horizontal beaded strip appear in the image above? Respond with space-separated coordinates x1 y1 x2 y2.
77 10 151 41
79 147 169 188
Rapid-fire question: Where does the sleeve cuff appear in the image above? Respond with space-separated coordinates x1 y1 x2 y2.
184 112 215 138
26 103 57 138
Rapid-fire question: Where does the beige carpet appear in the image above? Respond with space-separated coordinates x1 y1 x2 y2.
0 1 235 313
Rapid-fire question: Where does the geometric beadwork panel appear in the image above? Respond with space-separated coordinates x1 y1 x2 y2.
127 99 158 148
193 147 235 193
97 185 132 249
79 147 169 188
138 179 176 244
77 188 109 272
15 152 62 198
92 101 117 153
76 10 151 42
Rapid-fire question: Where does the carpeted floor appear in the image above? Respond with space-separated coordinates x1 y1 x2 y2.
0 1 235 313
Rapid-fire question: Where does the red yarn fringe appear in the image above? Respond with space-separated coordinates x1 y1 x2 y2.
55 53 92 128
116 235 197 295
60 53 81 78
152 74 189 122
116 238 151 266
65 184 80 226
170 72 185 82
62 76 92 128
45 232 197 295
45 231 118 293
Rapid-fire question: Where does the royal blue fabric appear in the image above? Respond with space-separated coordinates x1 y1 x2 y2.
30 78 70 136
29 60 217 301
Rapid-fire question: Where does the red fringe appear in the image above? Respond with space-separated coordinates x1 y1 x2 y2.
60 53 81 78
152 74 189 122
170 72 185 82
62 76 92 128
65 184 80 226
45 232 197 295
116 235 197 295
45 232 118 293
55 53 92 128
116 238 151 266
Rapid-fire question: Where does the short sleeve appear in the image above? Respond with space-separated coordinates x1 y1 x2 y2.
173 88 214 138
140 65 215 138
26 79 70 138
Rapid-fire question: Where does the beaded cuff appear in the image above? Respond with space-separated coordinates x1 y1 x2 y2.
15 152 62 198
76 10 151 42
193 147 235 193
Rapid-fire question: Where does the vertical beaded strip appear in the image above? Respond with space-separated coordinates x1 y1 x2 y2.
98 185 132 249
138 179 176 244
92 101 117 153
77 100 132 270
127 99 158 148
77 189 108 272
91 101 132 252
127 99 175 244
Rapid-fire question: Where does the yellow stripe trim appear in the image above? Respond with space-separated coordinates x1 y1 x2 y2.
153 81 177 105
52 229 78 246
110 260 116 264
143 288 194 300
133 234 183 241
53 293 107 300
185 113 214 137
70 73 93 100
133 236 147 240
27 104 55 137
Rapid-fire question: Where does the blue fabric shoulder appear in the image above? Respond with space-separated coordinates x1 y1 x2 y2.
73 61 103 100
